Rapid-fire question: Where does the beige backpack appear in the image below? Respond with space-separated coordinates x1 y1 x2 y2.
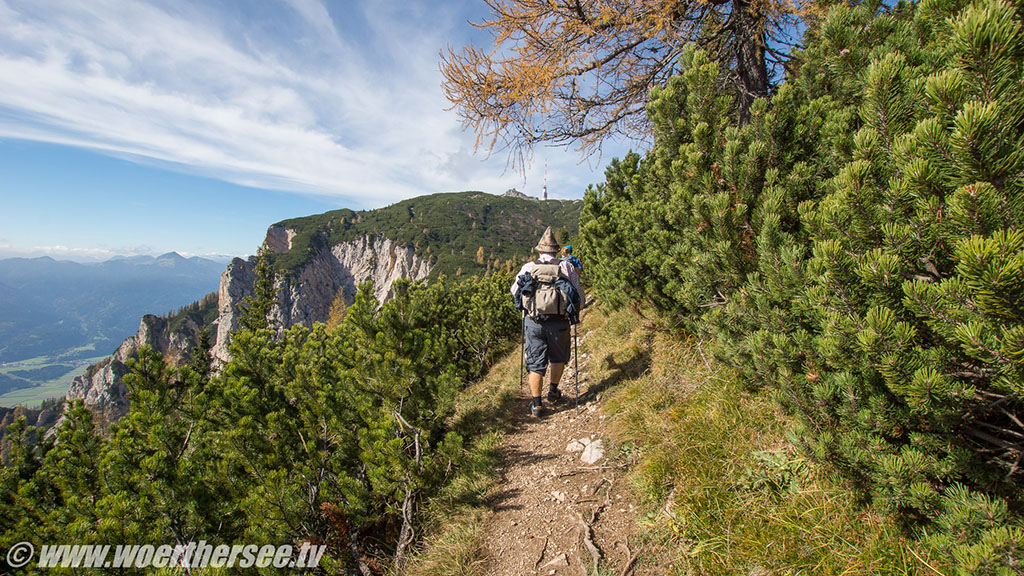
522 261 568 318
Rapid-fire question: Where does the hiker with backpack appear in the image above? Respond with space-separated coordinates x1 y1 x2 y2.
511 227 583 417
561 244 582 272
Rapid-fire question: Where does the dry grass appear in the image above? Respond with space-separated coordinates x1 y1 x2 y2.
404 509 489 576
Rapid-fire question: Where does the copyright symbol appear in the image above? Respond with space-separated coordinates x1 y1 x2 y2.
6 541 34 568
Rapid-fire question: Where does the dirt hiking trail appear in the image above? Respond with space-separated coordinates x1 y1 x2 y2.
476 323 640 576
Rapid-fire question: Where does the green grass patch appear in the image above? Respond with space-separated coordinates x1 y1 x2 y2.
0 356 53 373
0 383 69 407
0 356 103 407
63 342 99 355
7 364 75 381
405 508 489 576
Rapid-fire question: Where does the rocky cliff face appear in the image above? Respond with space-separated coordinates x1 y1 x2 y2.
62 313 203 431
66 228 432 426
211 229 432 362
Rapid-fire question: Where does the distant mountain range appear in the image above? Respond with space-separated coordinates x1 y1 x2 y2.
0 252 225 364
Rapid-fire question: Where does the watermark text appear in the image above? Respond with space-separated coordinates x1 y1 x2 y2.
5 541 326 570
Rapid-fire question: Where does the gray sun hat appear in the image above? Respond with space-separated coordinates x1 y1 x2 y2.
534 226 561 253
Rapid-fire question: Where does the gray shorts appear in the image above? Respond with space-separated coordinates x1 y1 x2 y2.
524 316 571 375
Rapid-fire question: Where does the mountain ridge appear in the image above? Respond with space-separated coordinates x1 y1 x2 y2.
270 191 580 278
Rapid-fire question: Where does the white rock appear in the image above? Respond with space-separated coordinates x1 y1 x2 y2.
566 440 587 452
75 232 438 432
541 553 569 569
581 439 605 464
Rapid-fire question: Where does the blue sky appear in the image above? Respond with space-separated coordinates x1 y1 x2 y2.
0 0 634 261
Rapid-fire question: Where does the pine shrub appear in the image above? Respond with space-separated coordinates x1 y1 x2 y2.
578 0 1024 568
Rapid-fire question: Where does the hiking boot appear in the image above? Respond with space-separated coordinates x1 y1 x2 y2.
547 387 563 403
531 403 544 418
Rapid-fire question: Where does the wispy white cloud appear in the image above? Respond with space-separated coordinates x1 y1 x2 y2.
0 243 238 262
0 0 620 207
0 243 149 262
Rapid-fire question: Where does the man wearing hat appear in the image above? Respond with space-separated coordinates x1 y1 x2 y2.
511 227 584 417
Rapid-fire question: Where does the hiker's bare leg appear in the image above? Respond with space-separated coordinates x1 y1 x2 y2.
529 371 544 398
549 363 565 388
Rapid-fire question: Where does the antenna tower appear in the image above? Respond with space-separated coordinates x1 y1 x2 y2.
542 160 548 200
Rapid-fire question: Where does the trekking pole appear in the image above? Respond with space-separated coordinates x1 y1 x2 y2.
574 321 579 411
520 312 525 396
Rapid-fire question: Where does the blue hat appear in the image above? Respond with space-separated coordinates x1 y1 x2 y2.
565 245 573 253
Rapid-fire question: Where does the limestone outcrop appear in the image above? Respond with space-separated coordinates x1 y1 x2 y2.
211 230 431 362
62 313 203 431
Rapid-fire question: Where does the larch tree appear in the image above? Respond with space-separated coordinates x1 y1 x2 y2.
441 0 815 165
